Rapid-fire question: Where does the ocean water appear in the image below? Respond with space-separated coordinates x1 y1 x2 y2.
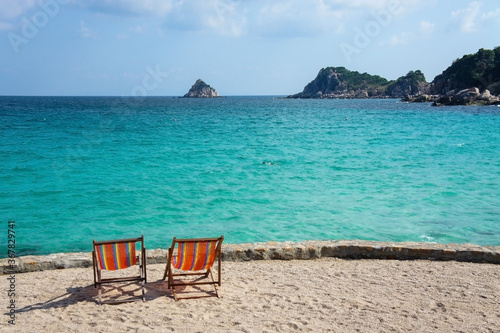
1 96 499 257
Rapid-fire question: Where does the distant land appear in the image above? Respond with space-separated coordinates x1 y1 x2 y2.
288 46 500 106
183 79 220 98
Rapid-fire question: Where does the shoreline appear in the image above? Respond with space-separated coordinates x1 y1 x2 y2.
2 239 499 275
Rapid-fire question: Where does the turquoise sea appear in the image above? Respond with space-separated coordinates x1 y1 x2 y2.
1 96 499 257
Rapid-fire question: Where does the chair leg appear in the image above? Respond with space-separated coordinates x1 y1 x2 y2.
165 263 173 289
209 269 219 298
139 256 146 302
171 283 180 301
96 267 103 305
98 285 102 305
162 264 168 281
163 259 172 282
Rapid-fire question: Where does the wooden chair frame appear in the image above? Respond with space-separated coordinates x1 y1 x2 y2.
162 236 224 300
92 235 147 305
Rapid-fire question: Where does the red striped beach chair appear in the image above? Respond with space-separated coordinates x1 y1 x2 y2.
92 236 147 305
163 236 224 300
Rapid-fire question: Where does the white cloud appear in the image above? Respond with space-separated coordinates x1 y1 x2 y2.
385 32 410 46
451 1 481 33
0 0 37 20
68 0 416 38
250 0 433 39
132 25 144 33
419 20 435 34
0 21 14 31
327 0 396 10
44 0 436 40
69 0 175 17
73 0 246 36
116 24 147 39
162 0 247 36
257 2 317 37
80 20 92 38
450 1 500 33
481 7 500 21
0 0 36 32
325 0 424 14
204 0 247 36
0 0 72 32
136 0 175 16
383 20 434 46
255 0 346 37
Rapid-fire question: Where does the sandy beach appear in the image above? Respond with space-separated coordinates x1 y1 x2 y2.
2 258 499 332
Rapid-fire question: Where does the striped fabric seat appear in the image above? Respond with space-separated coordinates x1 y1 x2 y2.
95 242 137 271
172 240 218 271
92 236 147 305
163 236 224 300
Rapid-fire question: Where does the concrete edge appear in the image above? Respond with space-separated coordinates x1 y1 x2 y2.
1 240 499 275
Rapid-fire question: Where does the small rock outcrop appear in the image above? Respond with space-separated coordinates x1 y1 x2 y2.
431 88 500 106
183 79 220 98
402 94 439 103
403 88 500 106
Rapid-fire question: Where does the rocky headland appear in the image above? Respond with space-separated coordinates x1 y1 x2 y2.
404 47 500 106
288 67 427 99
183 79 220 98
289 46 500 106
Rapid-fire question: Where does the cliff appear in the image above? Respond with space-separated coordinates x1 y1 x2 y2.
183 79 220 98
287 67 427 99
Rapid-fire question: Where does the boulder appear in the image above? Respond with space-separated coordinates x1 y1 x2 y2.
457 87 480 98
402 94 439 103
477 89 492 101
432 87 500 106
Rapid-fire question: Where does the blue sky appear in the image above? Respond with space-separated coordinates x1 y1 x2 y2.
1 0 499 96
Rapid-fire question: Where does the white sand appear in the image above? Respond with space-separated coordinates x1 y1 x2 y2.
2 258 499 332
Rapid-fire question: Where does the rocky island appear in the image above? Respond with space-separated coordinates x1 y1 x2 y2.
183 79 220 98
288 46 500 106
288 67 427 99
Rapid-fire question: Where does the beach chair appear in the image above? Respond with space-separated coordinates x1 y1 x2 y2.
92 236 147 305
163 236 224 300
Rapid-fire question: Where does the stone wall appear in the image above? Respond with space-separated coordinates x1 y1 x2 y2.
1 240 499 275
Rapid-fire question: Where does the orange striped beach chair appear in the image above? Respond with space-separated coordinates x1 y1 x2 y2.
92 236 147 305
162 236 224 300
